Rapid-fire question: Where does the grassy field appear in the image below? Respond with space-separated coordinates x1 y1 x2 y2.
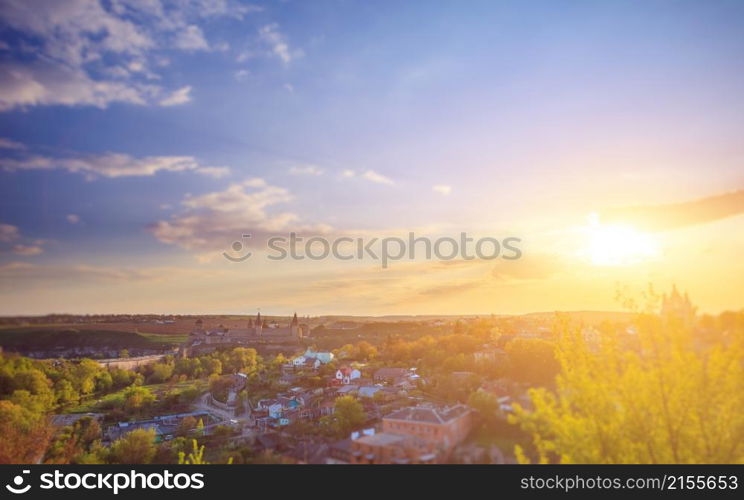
67 380 208 414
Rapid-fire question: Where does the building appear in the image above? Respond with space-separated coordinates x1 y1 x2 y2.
661 285 696 327
473 347 507 364
358 386 382 398
349 404 474 464
350 433 437 464
384 405 473 449
373 367 410 384
334 366 361 385
184 312 306 355
303 348 334 364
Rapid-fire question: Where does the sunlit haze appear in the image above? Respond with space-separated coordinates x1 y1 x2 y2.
1 0 743 316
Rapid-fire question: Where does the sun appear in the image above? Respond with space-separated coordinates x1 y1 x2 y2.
584 213 659 266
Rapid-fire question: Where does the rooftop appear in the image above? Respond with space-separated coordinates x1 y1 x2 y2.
385 404 470 424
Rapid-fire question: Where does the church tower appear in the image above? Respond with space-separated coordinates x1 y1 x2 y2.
290 312 300 339
255 312 263 337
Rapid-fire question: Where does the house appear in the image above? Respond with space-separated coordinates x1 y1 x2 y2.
336 384 359 396
335 366 362 385
291 355 307 366
382 404 473 455
373 367 410 384
350 432 437 464
256 396 304 419
473 347 507 363
303 348 334 364
358 386 383 399
327 439 353 464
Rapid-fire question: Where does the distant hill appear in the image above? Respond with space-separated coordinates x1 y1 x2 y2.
0 328 176 352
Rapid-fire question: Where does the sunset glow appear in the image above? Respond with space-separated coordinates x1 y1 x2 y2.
584 215 660 267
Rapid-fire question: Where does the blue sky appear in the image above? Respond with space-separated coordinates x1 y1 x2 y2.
1 0 743 315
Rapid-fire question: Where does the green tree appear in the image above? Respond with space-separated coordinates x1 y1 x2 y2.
325 396 366 436
178 439 208 464
148 362 174 383
108 428 157 464
122 385 156 412
511 313 744 463
55 379 79 406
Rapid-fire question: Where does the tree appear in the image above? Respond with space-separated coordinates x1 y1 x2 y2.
122 385 155 412
45 416 102 464
55 379 79 406
0 400 52 464
225 348 259 374
467 389 500 427
356 341 378 361
204 358 222 377
108 428 157 464
504 337 559 386
178 439 208 464
325 396 366 437
511 313 744 463
148 362 174 383
177 416 197 436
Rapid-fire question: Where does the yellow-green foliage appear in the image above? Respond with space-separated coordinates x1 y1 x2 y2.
511 313 744 463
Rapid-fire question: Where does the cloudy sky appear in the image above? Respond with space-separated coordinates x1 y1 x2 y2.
1 0 743 316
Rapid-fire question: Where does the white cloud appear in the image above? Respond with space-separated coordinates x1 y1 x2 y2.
0 144 225 179
362 170 395 185
149 178 332 251
0 61 154 111
0 223 19 242
0 0 253 111
234 69 250 82
66 214 81 224
12 244 43 256
159 85 192 106
0 137 26 150
289 165 324 176
433 185 452 195
340 169 395 185
195 166 231 178
173 25 210 50
0 223 46 255
258 23 303 64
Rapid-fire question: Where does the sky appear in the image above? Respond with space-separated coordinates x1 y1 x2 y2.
0 0 743 316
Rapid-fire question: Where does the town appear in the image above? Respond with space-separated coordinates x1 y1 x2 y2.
0 308 579 464
3 286 731 465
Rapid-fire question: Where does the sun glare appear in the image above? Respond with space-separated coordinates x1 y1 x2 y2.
584 213 660 266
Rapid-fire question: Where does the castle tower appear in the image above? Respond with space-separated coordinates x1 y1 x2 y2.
194 318 204 333
290 312 300 339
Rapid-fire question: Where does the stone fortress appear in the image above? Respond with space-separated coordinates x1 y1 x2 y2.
181 312 308 356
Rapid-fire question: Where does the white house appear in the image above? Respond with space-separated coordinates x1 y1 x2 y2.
335 367 362 385
303 348 334 364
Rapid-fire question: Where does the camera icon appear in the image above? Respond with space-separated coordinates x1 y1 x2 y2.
6 470 31 494
222 234 252 262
